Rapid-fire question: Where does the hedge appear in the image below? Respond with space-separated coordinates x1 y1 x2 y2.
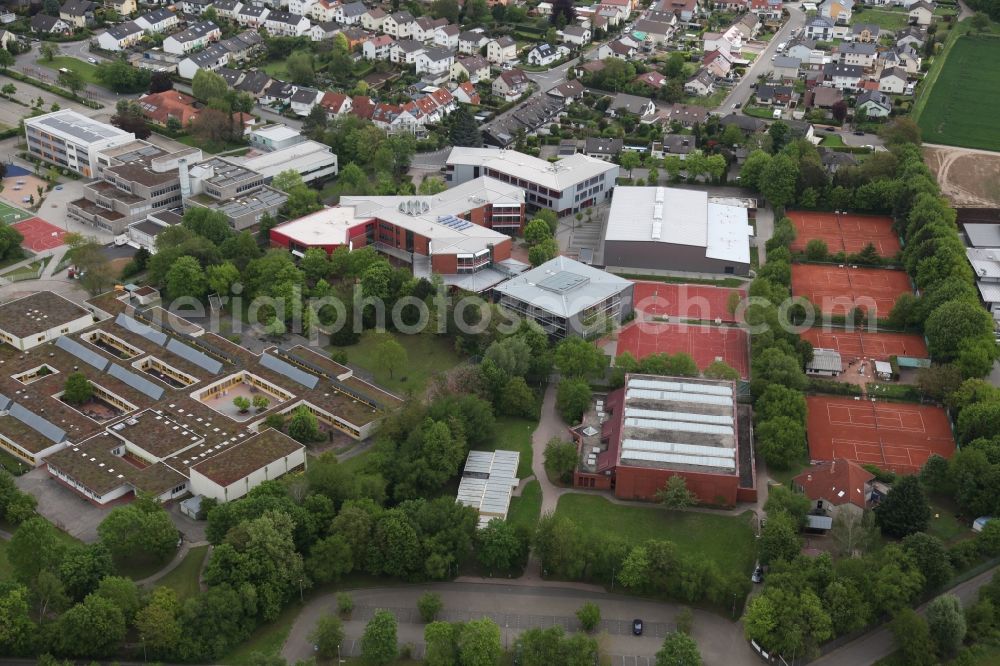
0 70 103 109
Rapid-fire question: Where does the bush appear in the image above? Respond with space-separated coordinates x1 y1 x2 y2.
336 592 354 618
576 602 600 632
417 592 443 623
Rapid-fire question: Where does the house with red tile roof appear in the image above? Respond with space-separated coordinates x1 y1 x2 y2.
452 81 481 105
137 91 201 127
320 91 352 116
793 459 875 518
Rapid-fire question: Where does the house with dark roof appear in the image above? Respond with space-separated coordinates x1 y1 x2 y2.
96 20 144 50
59 0 96 28
527 43 565 66
684 68 715 96
492 68 529 102
31 14 71 34
857 90 892 118
134 8 178 33
608 92 656 119
584 137 623 161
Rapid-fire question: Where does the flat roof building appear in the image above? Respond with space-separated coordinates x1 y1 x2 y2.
0 292 94 351
24 110 135 178
493 255 634 338
234 140 338 184
446 147 619 216
603 186 753 277
456 449 520 528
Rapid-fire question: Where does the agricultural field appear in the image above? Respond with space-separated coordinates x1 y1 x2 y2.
918 36 1000 151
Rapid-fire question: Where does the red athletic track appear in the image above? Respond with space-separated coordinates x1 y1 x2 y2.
12 217 67 252
791 263 913 317
800 328 929 362
806 395 956 474
616 321 750 379
787 210 901 257
631 281 745 323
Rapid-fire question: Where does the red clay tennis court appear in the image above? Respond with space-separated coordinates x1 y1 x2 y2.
791 264 913 317
807 395 955 473
631 281 745 323
12 217 67 252
617 321 750 378
787 211 901 257
800 328 929 361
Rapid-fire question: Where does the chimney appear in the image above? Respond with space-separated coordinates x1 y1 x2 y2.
178 158 191 201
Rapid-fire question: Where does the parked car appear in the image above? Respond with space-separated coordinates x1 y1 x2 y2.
87 57 97 64
752 565 764 583
854 130 865 136
632 619 643 636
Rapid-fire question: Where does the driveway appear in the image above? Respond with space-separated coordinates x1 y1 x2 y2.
280 582 758 666
15 466 114 543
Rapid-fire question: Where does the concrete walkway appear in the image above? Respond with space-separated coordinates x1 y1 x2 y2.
134 540 210 588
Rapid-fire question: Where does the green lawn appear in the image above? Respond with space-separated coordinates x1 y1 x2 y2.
116 551 177 581
554 494 757 574
0 257 48 281
926 496 968 545
917 34 1000 150
475 416 536 478
507 480 542 532
172 132 248 155
682 88 727 109
0 448 28 476
261 60 290 80
335 331 465 395
37 56 103 85
156 544 209 601
852 8 911 29
820 134 846 147
221 601 301 665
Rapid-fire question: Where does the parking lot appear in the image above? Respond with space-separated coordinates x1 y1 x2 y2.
15 467 116 542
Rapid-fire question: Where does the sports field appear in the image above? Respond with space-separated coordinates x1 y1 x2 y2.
800 328 929 362
631 281 744 323
806 395 956 473
791 264 913 317
787 210 901 257
12 217 67 251
616 321 750 378
0 201 31 225
918 36 1000 151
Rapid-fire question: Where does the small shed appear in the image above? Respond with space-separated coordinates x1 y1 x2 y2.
874 360 893 381
805 514 833 531
179 494 203 519
456 450 520 528
806 348 843 376
974 516 993 533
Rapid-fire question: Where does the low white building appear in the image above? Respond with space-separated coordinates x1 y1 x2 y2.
235 140 338 184
0 292 94 352
189 429 307 502
96 20 144 51
456 450 520 528
162 20 220 55
527 43 565 66
806 348 844 376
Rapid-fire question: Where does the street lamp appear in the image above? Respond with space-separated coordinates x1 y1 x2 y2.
298 578 303 603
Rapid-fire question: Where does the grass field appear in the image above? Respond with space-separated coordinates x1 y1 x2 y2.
918 35 1000 151
554 494 757 574
336 331 465 395
0 257 48 281
221 601 300 665
474 416 536 478
852 8 910 29
0 201 31 225
37 56 103 85
507 480 542 532
261 60 290 80
156 545 209 601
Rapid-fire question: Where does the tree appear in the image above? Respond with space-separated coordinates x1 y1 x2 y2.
39 42 56 62
500 377 538 418
554 337 605 378
425 621 458 666
458 617 502 666
760 154 799 208
62 372 93 405
576 602 601 632
191 107 235 144
556 378 591 423
183 206 232 244
149 70 173 93
926 300 995 362
417 593 443 623
56 594 126 658
768 121 789 152
206 262 241 297
418 176 447 195
192 68 229 103
544 437 578 482
96 60 150 93
902 532 953 591
233 396 251 413
135 587 182 659
0 585 35 656
824 580 870 635
477 518 524 572
880 117 922 146
805 239 829 261
875 475 931 538
764 485 811 527
309 615 344 659
620 151 641 178
287 405 322 443
528 237 559 266
7 517 65 584
890 608 936 666
286 50 315 85
926 594 966 656
361 610 398 665
93 576 142 624
655 631 702 666
759 511 800 564
655 475 697 509
166 255 207 301
374 335 407 379
524 218 552 245
830 509 878 558
449 106 482 147
484 336 532 377
916 365 963 403
97 495 178 562
755 416 806 469
831 100 848 123
58 68 85 95
703 359 739 380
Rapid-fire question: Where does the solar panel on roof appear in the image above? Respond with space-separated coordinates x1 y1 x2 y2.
107 364 165 400
621 438 736 459
115 313 167 346
0 393 11 411
624 417 733 435
624 407 732 425
626 389 732 406
260 353 319 389
9 402 66 444
621 449 735 470
166 338 223 374
55 336 110 372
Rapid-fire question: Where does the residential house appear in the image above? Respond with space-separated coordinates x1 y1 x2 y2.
822 62 863 90
720 112 766 134
178 0 213 15
452 80 480 104
756 83 796 105
703 29 741 54
909 0 934 25
819 147 857 173
656 0 698 21
703 49 734 78
452 55 490 83
412 16 446 42
264 11 310 37
715 0 748 10
221 30 263 63
786 37 821 62
96 20 143 50
560 25 592 46
319 90 352 115
895 25 926 49
217 67 243 88
669 104 710 127
850 22 880 42
837 41 877 68
341 26 368 50
137 90 200 126
134 8 178 33
527 43 563 66
660 134 695 159
391 39 425 64
371 103 422 135
600 0 632 18
177 43 229 78
261 79 296 106
684 69 715 96
416 46 455 84
486 36 516 64
235 4 269 28
635 71 667 89
882 45 921 74
584 137 623 160
234 69 271 97
594 4 626 26
547 79 585 103
104 0 136 16
733 12 760 40
771 55 801 80
212 0 240 20
480 94 564 147
163 20 220 55
879 66 907 94
819 0 853 24
310 0 337 23
361 7 386 31
363 34 395 60
492 68 529 102
0 30 18 52
31 14 71 34
749 0 783 20
633 18 674 46
459 29 489 54
335 1 366 24
290 87 322 116
857 90 892 117
793 459 874 519
434 24 460 49
287 0 314 15
309 21 338 41
596 38 637 59
608 92 656 120
59 0 96 29
383 10 415 38
807 85 843 109
805 16 837 40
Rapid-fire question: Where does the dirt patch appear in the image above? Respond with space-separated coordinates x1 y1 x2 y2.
924 145 1000 207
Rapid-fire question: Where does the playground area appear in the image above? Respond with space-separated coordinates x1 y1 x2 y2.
800 328 929 363
787 210 901 257
11 217 67 252
0 199 32 225
806 395 956 473
616 321 750 379
631 282 745 323
791 264 913 317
